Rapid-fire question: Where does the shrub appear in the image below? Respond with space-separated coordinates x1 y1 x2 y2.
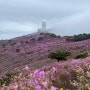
0 72 15 86
30 38 36 42
16 48 20 52
49 33 57 37
57 35 61 38
40 33 61 38
37 37 44 41
75 52 88 59
66 33 90 41
2 44 5 48
8 40 16 46
48 51 71 62
25 41 29 44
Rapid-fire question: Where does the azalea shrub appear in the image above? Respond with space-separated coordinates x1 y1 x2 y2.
1 58 90 90
75 52 88 59
1 66 58 90
52 59 90 90
48 51 71 62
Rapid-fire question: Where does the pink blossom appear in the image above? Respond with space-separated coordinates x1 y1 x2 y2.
42 81 47 87
14 85 18 90
34 79 39 84
39 71 45 77
34 69 39 74
29 73 33 77
51 67 56 73
35 85 41 90
23 65 30 71
2 86 7 90
50 86 57 90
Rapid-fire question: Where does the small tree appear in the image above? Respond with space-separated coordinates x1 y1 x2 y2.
48 51 71 62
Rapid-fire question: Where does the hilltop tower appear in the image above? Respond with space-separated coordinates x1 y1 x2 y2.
38 20 47 33
42 20 46 31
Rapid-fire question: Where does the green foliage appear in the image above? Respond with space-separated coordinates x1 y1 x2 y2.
66 33 90 41
75 52 88 59
49 33 57 37
0 72 15 86
42 33 57 37
48 51 71 62
40 33 61 38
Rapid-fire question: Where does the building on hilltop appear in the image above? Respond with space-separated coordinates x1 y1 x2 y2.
24 20 49 37
38 20 48 34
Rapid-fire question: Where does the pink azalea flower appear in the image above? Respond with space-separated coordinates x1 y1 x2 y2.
42 81 47 87
2 86 7 90
50 86 57 90
29 73 33 77
35 85 41 90
23 65 30 71
34 79 39 84
39 71 45 77
51 67 56 73
34 69 39 74
14 85 18 90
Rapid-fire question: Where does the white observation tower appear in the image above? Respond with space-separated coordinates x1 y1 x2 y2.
38 20 48 33
42 20 46 31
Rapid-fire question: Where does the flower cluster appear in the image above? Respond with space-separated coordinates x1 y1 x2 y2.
1 66 58 90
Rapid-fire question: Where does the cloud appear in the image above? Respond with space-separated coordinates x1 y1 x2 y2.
0 0 90 39
0 21 38 34
0 21 38 39
49 10 90 36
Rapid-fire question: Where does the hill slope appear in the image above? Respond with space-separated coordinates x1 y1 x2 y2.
0 33 90 76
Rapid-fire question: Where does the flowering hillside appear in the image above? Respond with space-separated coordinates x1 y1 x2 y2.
0 33 90 89
0 33 90 77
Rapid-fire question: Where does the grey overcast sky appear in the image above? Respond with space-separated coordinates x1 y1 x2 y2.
0 0 90 39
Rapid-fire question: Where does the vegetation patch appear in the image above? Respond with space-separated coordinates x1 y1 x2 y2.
15 48 20 52
66 33 90 41
75 52 88 59
48 51 71 62
0 72 16 86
